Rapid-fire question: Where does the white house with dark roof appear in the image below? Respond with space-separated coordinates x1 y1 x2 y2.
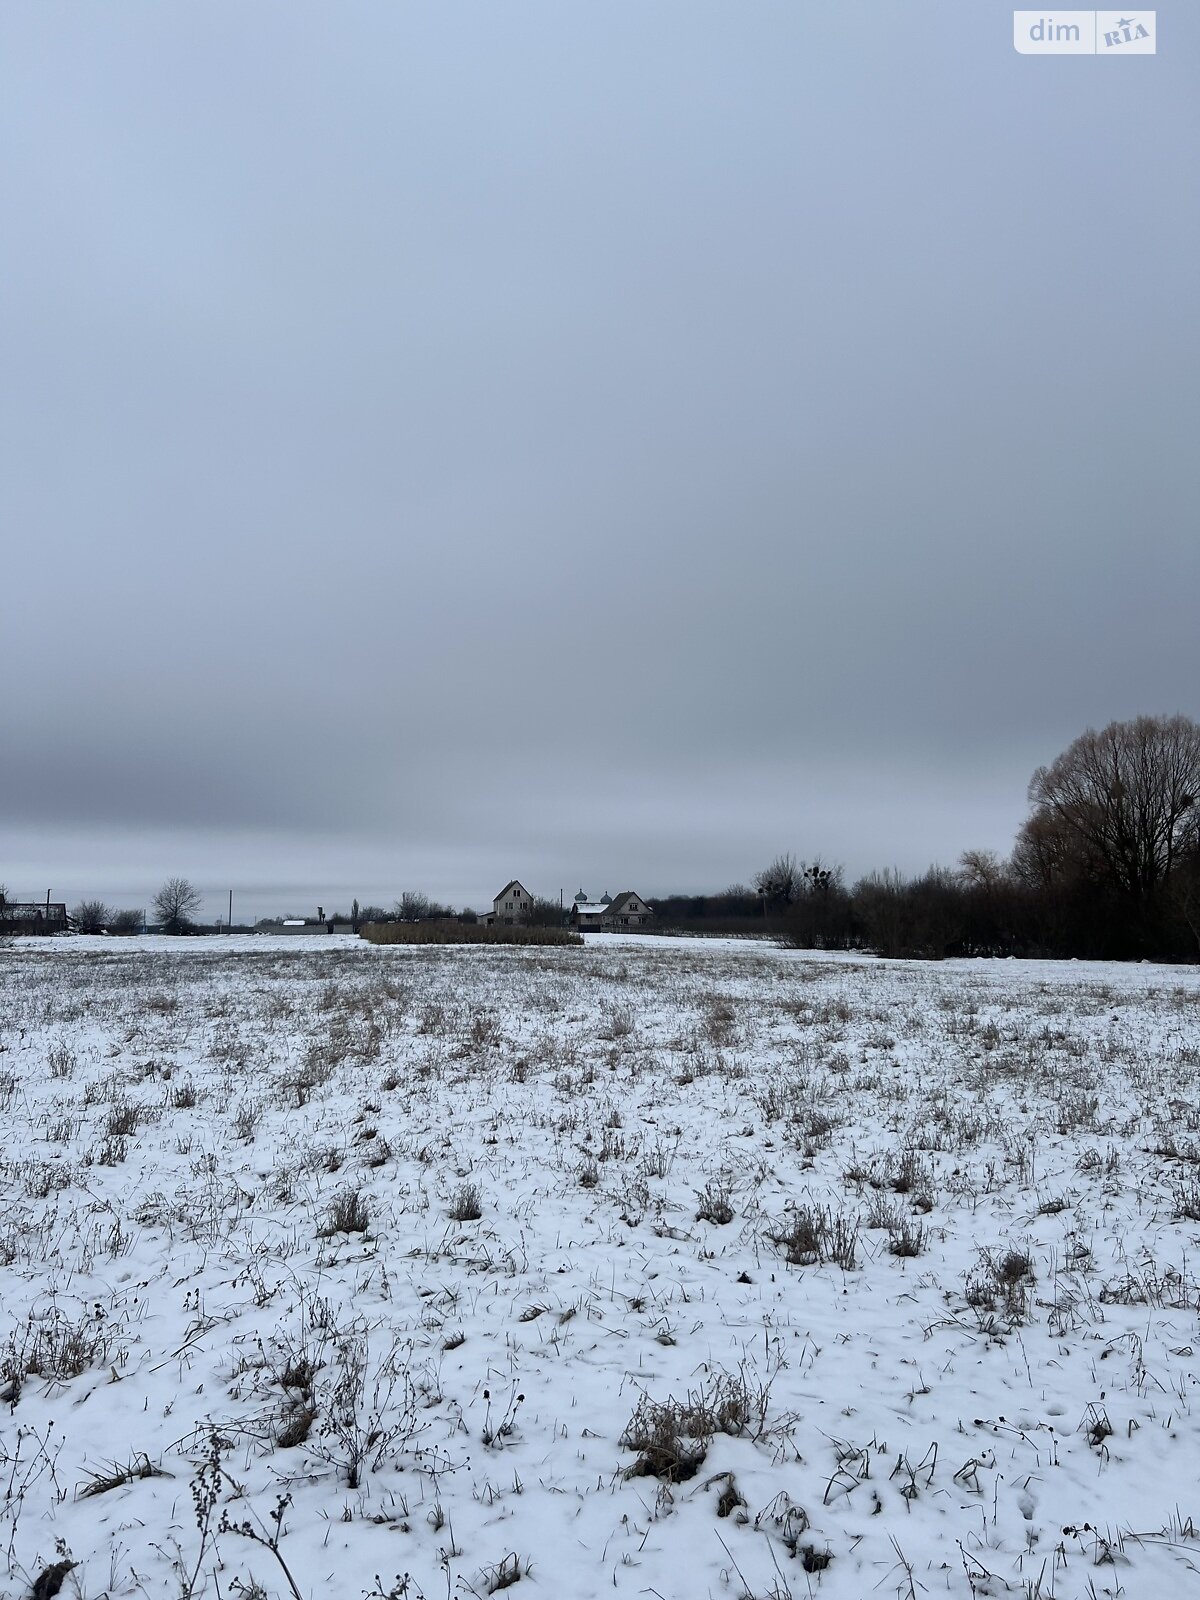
570 889 608 930
482 879 534 926
569 889 654 931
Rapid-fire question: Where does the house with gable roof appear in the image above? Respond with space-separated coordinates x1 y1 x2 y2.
568 888 654 931
481 879 534 927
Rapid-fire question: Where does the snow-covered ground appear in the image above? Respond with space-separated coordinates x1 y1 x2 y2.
1 933 1199 1600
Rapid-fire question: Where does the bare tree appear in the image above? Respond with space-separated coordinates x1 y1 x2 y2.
1011 807 1093 892
784 859 853 949
528 895 564 927
957 849 1006 890
853 866 963 959
153 877 202 934
852 868 910 957
109 908 143 936
392 891 457 921
754 853 800 908
71 899 112 934
394 891 432 922
1172 836 1200 955
1025 715 1200 908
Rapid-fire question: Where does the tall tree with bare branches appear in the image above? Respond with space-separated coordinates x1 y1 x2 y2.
1021 715 1200 909
754 853 800 908
153 877 202 934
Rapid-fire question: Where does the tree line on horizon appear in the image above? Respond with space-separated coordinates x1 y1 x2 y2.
6 715 1197 961
664 715 1200 961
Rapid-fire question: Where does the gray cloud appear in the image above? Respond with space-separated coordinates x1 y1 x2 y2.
3 2 1197 917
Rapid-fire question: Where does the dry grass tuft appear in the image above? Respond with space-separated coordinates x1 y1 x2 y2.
448 1182 483 1222
318 1188 371 1236
622 1373 753 1483
769 1205 859 1270
77 1453 169 1498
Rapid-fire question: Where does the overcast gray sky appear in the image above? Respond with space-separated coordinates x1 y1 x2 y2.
2 2 1197 920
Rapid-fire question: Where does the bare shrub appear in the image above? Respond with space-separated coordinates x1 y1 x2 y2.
801 1109 838 1150
864 1193 906 1231
95 1134 128 1166
772 1206 824 1265
310 1333 422 1487
887 1148 934 1208
641 1142 673 1179
5 1304 115 1385
286 1044 336 1107
71 899 112 935
704 1000 737 1045
362 1134 393 1169
466 1011 503 1051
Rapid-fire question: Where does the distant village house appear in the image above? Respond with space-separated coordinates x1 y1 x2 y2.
569 889 654 931
482 880 534 927
0 900 68 935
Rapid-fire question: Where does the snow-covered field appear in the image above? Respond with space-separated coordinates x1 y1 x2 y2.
2 933 1199 1600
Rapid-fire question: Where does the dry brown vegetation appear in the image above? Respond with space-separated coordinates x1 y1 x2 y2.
360 920 582 946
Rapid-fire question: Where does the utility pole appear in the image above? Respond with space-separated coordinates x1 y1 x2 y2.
228 889 233 933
